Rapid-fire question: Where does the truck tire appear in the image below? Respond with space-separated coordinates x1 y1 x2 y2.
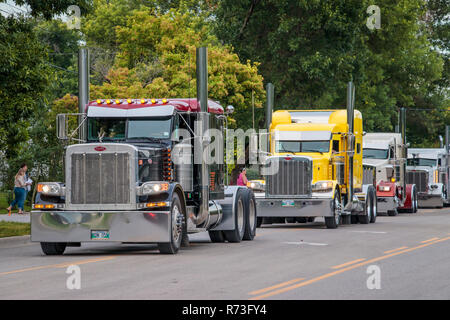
40 242 66 255
158 193 183 254
359 189 374 224
243 189 257 241
325 190 340 229
295 217 307 223
387 209 398 216
285 217 296 223
307 217 315 223
341 215 351 225
406 186 418 213
209 230 225 243
224 188 246 243
256 217 263 228
370 192 377 223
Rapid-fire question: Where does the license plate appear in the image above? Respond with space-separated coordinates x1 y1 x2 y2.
91 230 110 240
281 200 295 207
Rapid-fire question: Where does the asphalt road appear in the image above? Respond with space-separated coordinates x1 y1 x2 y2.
0 208 449 300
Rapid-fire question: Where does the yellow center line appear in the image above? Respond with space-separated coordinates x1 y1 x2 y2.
331 258 366 269
421 237 439 243
0 255 117 276
249 236 450 300
384 246 408 254
249 278 305 296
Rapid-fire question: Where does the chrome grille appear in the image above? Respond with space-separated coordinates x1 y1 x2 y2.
265 157 312 197
71 153 130 204
406 170 428 192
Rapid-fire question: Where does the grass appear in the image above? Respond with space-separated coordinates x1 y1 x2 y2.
0 221 30 238
0 192 31 214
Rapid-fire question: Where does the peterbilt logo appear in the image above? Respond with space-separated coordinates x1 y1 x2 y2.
95 146 107 151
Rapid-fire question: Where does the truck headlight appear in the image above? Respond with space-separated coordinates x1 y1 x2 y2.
312 181 333 192
139 182 169 195
379 186 391 192
37 183 63 196
430 184 438 189
247 180 265 191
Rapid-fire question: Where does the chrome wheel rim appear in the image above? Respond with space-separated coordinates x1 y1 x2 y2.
334 195 340 225
172 204 183 243
249 199 256 230
237 199 244 235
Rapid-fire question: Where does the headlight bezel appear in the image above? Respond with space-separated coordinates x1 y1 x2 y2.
37 182 63 196
378 185 391 192
139 182 170 196
312 181 334 193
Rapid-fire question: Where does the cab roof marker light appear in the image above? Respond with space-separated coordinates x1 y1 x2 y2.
141 99 146 104
127 99 132 104
162 98 168 104
96 99 102 104
106 99 112 105
151 99 157 104
115 99 121 104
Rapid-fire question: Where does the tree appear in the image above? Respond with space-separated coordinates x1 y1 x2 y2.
86 7 265 130
214 0 447 145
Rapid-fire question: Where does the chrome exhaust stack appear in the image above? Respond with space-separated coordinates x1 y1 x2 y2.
192 47 212 227
400 107 407 200
78 48 89 142
344 81 359 211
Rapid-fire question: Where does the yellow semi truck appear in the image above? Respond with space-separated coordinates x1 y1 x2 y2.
254 83 377 229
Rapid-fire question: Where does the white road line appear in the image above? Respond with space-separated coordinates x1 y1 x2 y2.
349 231 387 234
283 242 328 246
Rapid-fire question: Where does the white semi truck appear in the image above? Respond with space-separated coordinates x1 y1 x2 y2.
407 148 446 208
363 133 418 215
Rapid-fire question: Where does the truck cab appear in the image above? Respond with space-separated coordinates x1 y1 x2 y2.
407 148 446 208
363 133 418 215
255 104 378 229
31 98 257 255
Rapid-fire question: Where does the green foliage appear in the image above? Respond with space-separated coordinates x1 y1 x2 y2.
3 0 92 19
214 0 448 145
86 6 265 130
0 15 51 161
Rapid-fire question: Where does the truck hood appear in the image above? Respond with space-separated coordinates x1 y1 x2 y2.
363 158 390 168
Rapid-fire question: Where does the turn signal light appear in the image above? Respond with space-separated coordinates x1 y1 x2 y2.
34 204 44 209
146 202 169 208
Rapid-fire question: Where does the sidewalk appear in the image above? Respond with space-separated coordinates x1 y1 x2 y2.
0 213 30 223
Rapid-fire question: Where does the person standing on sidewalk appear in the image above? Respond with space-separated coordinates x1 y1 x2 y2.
236 167 248 186
6 165 28 215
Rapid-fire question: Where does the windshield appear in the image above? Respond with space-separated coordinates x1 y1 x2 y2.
407 158 436 167
275 141 330 153
88 118 172 141
363 148 389 159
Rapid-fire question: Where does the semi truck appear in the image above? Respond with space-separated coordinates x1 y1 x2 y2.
407 148 446 208
362 131 418 215
254 82 378 229
31 47 257 255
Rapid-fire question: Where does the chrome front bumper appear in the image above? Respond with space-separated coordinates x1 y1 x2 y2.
256 197 333 217
417 193 443 208
31 211 171 243
377 196 398 214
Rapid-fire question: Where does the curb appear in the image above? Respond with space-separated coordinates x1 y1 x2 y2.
0 235 31 246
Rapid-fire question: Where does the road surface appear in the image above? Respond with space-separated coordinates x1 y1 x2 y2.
0 208 449 300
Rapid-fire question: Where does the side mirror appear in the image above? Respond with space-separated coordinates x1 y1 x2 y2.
362 131 367 136
226 105 234 115
56 114 68 141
